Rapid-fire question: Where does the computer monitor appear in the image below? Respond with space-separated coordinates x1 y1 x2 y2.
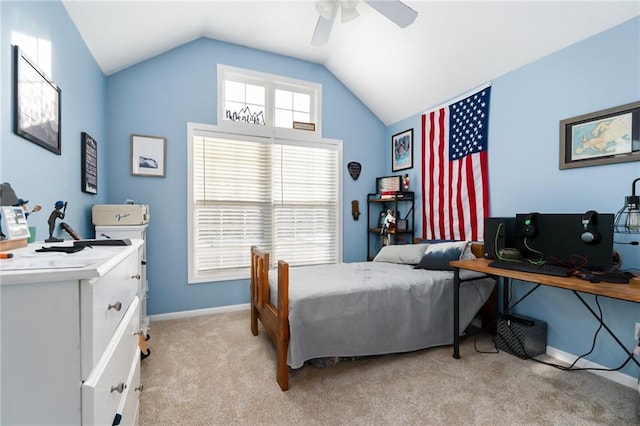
514 212 614 271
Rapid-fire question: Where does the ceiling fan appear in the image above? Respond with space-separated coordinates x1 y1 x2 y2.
311 0 418 46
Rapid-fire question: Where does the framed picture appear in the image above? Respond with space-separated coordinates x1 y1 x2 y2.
559 101 640 169
13 45 62 155
131 134 166 177
392 129 413 172
81 132 98 194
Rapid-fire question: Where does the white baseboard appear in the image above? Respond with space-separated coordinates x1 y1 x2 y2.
149 303 250 322
546 345 639 390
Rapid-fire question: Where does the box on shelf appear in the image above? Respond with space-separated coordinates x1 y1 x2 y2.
92 204 149 226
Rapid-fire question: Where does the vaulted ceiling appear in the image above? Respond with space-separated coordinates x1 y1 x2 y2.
62 1 640 125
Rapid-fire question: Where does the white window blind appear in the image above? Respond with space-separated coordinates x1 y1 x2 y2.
191 131 340 280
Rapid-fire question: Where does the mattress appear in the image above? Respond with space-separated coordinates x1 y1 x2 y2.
269 261 494 368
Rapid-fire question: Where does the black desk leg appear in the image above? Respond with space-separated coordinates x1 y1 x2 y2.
502 276 510 313
453 267 460 359
572 291 640 369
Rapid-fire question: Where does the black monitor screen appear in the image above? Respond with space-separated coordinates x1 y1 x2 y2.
514 212 614 271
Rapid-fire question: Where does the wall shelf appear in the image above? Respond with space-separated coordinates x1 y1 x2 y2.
367 192 415 260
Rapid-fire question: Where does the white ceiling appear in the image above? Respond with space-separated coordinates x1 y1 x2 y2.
62 1 640 125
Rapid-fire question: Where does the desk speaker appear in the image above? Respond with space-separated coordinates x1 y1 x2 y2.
484 217 516 259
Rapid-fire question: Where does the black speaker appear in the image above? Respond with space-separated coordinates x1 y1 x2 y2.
580 210 601 244
484 217 516 259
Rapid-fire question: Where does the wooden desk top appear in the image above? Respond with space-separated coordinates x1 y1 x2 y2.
451 258 640 304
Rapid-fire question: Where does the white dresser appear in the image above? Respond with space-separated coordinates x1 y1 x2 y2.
95 225 149 337
0 240 144 425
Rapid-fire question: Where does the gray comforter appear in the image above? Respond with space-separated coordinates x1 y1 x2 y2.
269 261 495 368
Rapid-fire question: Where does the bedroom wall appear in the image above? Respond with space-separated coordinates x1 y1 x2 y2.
0 1 107 238
2 0 638 382
105 38 386 314
387 17 640 381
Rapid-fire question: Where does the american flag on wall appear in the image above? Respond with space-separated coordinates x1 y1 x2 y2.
421 84 491 241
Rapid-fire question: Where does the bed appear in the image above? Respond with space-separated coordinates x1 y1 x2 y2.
250 240 496 391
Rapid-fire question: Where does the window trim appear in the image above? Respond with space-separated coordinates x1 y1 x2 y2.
187 121 343 283
217 64 323 137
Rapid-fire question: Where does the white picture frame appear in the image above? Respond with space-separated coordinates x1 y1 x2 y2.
131 134 166 177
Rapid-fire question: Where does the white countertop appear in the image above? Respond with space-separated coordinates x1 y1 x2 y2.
0 239 143 285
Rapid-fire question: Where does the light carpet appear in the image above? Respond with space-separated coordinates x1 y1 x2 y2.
139 310 639 425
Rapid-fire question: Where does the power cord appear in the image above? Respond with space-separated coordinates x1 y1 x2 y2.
493 295 637 373
523 237 545 264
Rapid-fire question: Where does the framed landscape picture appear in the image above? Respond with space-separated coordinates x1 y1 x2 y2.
13 45 62 155
131 134 166 177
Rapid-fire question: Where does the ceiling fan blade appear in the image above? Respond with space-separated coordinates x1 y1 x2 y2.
311 7 338 46
364 0 418 28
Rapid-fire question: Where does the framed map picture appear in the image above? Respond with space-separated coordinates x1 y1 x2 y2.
559 101 640 169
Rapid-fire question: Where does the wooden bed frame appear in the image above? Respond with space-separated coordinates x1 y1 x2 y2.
250 242 495 391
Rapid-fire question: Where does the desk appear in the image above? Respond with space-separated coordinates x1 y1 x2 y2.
450 258 640 364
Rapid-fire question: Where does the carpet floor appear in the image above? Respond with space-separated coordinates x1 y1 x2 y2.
139 310 639 425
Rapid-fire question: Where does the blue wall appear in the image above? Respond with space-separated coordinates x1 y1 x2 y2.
105 37 386 314
1 1 107 239
387 17 640 379
1 1 638 380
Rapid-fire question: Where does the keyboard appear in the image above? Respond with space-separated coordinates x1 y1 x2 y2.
488 259 573 277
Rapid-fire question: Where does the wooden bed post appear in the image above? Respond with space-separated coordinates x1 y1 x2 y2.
250 246 290 390
250 246 259 336
276 260 290 391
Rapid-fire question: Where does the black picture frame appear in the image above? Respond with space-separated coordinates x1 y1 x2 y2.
13 45 62 155
559 101 640 169
391 129 413 172
81 132 98 194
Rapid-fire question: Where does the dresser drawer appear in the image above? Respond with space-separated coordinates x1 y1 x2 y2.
81 249 141 377
113 351 141 426
82 297 140 426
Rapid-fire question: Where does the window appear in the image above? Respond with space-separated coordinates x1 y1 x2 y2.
218 65 321 133
188 123 342 283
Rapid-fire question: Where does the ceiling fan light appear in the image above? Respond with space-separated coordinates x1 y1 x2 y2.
341 0 359 9
315 0 337 20
341 6 360 23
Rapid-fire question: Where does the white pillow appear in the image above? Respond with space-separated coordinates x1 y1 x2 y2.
372 244 429 265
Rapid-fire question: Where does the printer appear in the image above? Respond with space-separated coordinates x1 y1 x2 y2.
92 204 149 226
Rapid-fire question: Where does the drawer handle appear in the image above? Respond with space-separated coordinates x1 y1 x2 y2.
108 301 122 312
135 384 144 392
131 273 141 280
110 382 126 393
134 330 143 336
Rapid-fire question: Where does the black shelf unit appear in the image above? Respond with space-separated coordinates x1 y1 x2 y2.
367 191 415 260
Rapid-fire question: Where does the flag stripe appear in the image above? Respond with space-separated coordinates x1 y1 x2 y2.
422 85 491 241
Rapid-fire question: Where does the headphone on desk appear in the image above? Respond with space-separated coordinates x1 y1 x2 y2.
580 210 601 244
